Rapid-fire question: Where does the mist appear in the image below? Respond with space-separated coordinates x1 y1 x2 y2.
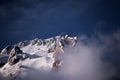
0 30 120 80
60 41 117 80
17 31 120 80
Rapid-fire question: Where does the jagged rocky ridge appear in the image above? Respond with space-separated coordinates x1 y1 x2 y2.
0 46 27 66
0 35 77 79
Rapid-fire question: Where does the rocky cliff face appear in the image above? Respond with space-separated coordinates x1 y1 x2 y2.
0 46 27 67
0 35 77 79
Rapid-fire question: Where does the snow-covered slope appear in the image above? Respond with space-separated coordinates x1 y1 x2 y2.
0 35 77 79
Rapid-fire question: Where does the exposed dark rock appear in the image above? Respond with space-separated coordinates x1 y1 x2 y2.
16 40 31 48
18 41 25 47
31 38 39 45
0 45 28 66
53 60 61 69
36 39 43 45
8 46 23 65
61 35 77 47
0 45 13 55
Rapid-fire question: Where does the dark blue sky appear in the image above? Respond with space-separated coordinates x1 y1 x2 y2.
0 0 120 50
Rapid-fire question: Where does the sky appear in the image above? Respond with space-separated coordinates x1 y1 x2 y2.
0 0 120 79
0 0 120 50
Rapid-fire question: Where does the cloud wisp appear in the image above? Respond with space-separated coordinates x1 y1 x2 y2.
0 29 120 80
1 30 118 80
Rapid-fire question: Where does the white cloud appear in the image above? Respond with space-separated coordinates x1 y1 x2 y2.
1 30 120 80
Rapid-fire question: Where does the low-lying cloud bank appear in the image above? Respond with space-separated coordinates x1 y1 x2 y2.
61 33 120 80
1 30 120 80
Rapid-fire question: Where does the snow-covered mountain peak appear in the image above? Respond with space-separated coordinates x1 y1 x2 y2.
0 34 77 79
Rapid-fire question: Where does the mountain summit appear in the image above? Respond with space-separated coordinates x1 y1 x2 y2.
0 35 77 79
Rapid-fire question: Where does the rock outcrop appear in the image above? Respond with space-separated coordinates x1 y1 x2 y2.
0 45 14 55
0 46 27 67
8 46 24 65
